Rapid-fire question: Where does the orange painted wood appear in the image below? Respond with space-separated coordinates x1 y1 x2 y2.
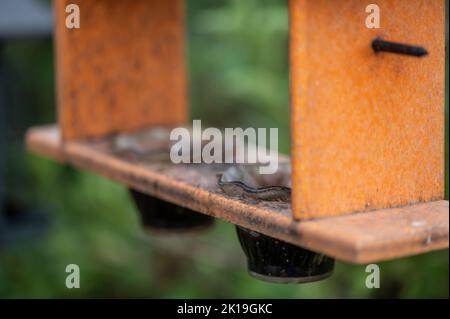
55 0 187 140
26 125 449 263
290 0 445 219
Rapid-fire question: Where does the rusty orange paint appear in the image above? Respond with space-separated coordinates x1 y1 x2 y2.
55 0 187 140
290 0 445 219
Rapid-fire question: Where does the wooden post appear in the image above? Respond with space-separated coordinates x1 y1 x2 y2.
55 0 187 140
290 0 445 219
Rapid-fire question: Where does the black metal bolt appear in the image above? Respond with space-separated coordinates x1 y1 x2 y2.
372 37 428 57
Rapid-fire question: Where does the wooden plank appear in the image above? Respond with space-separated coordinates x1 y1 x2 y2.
290 0 445 219
26 125 65 162
55 0 187 140
26 125 449 264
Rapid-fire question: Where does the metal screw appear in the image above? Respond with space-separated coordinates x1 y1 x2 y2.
372 37 428 57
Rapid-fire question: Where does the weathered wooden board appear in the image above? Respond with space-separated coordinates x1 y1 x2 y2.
290 0 445 219
26 125 449 263
55 0 187 140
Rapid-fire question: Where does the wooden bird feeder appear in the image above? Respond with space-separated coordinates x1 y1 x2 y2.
26 0 448 264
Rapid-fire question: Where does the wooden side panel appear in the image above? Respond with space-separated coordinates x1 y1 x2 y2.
290 0 445 219
55 0 187 140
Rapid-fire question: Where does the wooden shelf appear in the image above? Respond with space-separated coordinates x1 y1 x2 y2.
26 125 449 264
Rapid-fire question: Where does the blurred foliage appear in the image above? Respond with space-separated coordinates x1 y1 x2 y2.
0 0 448 298
188 0 291 152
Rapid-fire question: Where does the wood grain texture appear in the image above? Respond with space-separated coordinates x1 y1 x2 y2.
55 0 187 140
26 125 449 263
290 0 445 219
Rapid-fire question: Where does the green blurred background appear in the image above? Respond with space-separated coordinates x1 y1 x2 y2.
0 0 448 298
